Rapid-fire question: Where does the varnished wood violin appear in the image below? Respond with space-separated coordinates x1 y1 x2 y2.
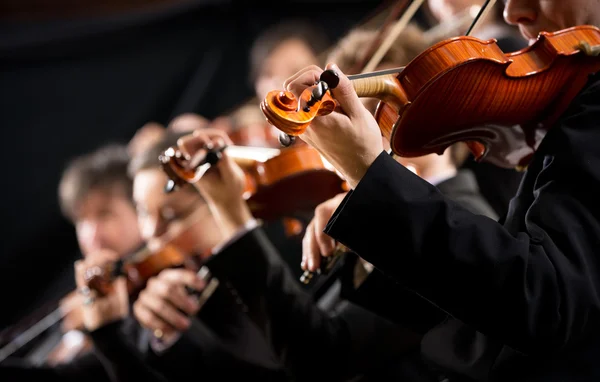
159 144 347 222
261 25 600 168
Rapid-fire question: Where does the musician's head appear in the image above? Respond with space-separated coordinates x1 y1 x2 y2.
251 20 328 100
129 130 223 256
59 144 142 259
503 0 600 45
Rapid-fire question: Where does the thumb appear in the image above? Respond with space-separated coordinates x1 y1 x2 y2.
325 63 365 119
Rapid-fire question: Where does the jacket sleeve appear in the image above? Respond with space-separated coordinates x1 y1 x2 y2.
205 227 421 381
324 77 600 355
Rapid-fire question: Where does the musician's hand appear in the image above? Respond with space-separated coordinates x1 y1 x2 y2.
177 128 253 242
284 64 384 189
133 268 206 337
302 192 348 272
74 250 129 331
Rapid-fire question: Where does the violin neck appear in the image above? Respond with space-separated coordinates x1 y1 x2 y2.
350 73 408 109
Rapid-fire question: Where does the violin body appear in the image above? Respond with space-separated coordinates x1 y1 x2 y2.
262 26 600 167
386 25 600 165
242 145 347 220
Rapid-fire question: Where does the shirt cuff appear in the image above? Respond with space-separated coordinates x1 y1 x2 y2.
211 218 261 255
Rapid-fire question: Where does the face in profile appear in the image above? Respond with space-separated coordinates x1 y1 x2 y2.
503 0 597 46
132 168 222 256
254 38 319 100
74 188 142 259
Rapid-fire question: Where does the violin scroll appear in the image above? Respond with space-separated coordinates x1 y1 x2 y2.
159 145 226 193
261 69 340 140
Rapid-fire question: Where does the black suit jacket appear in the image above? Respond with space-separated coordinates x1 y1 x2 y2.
207 225 449 381
324 72 600 381
340 169 497 324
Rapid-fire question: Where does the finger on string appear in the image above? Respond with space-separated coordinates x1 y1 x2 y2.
283 64 323 92
284 67 324 100
178 132 209 163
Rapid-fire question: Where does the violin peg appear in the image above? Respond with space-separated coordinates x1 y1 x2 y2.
278 132 296 147
320 69 340 89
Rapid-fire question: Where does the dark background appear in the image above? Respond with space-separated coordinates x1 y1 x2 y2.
0 0 416 331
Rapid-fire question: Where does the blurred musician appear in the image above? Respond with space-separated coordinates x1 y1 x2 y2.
250 20 328 101
1 145 146 381
125 131 287 381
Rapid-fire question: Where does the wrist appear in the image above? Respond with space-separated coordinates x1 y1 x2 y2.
344 150 381 189
210 199 253 240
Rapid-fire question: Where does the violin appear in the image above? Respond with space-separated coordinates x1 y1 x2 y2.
261 25 600 168
83 244 188 297
159 144 347 222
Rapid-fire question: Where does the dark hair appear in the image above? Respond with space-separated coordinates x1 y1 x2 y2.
59 144 132 222
249 19 329 84
128 130 189 177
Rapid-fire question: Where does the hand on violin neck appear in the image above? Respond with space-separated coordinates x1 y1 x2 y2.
177 128 231 171
284 63 384 189
74 253 129 331
176 128 253 240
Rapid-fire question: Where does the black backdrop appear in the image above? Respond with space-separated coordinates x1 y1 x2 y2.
0 0 393 329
